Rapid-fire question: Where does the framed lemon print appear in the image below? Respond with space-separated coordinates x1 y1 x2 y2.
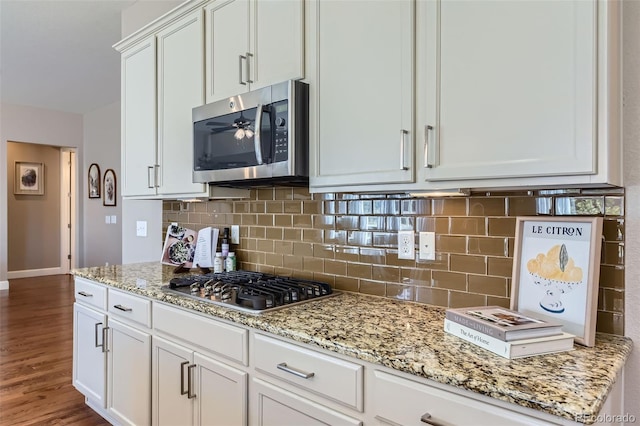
510 216 603 347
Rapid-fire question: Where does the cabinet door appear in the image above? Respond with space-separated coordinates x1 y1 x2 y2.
121 36 157 197
419 0 596 182
72 303 107 407
152 336 194 426
156 9 208 197
249 0 304 90
252 378 362 426
194 352 248 426
107 319 151 426
309 0 414 189
205 0 250 103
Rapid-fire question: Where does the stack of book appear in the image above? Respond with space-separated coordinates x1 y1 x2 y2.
444 306 575 359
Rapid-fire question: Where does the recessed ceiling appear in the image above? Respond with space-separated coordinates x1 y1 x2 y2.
0 0 136 114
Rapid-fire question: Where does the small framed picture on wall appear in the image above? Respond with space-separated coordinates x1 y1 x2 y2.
88 163 101 199
14 162 44 195
103 169 117 207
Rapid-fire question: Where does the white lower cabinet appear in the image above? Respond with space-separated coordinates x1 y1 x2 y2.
251 378 362 426
72 280 151 425
72 303 107 407
107 319 152 426
74 279 620 426
152 335 248 426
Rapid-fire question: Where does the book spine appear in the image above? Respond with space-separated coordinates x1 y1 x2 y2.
444 319 511 359
445 310 507 340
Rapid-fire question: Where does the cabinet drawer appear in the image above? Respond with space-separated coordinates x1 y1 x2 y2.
74 278 107 311
253 334 363 411
372 370 550 426
152 303 248 366
107 289 151 328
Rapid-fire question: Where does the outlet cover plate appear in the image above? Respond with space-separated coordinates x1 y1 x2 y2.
136 221 147 237
419 231 436 260
398 230 415 260
231 225 240 244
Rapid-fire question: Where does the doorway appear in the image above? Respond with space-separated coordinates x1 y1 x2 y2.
6 142 77 278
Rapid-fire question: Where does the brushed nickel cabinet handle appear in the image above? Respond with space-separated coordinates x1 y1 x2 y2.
180 361 189 396
94 322 103 349
424 125 434 168
101 327 109 353
78 291 93 297
113 304 132 312
147 166 154 188
187 364 197 399
245 52 253 83
239 55 246 85
420 413 444 426
277 362 315 379
400 129 409 170
154 165 160 188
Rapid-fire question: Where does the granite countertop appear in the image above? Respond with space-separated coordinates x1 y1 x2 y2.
73 262 632 424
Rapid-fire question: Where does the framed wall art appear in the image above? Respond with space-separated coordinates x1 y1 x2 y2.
88 163 101 199
510 216 603 347
103 169 117 207
14 162 44 195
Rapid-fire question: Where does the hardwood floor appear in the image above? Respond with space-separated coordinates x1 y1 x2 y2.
0 275 110 425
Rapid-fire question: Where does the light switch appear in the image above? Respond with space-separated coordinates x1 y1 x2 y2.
110 215 117 224
231 225 240 244
136 221 147 237
105 215 111 224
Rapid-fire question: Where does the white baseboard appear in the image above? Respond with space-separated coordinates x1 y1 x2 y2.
0 280 8 290
7 267 66 280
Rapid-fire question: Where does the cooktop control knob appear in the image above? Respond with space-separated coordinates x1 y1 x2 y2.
276 117 286 127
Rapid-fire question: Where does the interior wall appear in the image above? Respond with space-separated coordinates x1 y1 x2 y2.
0 103 83 284
622 0 640 417
7 142 61 271
82 102 123 267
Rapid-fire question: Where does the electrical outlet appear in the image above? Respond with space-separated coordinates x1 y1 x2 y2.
419 231 436 260
397 230 415 260
105 215 111 224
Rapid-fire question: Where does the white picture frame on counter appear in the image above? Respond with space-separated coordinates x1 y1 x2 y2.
510 216 603 347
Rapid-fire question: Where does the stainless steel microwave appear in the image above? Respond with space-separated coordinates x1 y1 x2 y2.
192 80 309 187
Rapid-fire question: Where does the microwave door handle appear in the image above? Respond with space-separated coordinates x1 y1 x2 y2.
254 104 264 165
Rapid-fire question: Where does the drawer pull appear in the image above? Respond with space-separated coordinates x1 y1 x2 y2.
78 291 93 297
187 364 197 399
113 304 132 312
277 362 315 379
420 413 444 426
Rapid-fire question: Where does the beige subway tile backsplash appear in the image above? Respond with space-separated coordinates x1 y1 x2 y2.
164 187 626 335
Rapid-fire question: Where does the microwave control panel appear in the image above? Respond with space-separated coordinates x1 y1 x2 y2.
273 100 289 163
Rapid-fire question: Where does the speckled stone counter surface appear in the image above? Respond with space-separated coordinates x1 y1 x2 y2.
73 262 632 424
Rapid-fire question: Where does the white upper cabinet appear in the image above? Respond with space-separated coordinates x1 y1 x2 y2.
415 0 621 189
156 10 208 197
120 36 157 197
308 0 415 189
117 8 208 199
205 0 304 103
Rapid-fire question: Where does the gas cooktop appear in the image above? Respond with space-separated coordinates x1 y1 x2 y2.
163 271 336 314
